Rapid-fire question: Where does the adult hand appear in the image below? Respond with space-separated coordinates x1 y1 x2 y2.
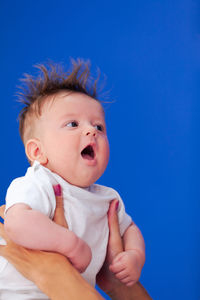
96 199 123 293
0 187 103 300
52 184 68 228
0 204 65 285
0 185 69 285
96 199 152 300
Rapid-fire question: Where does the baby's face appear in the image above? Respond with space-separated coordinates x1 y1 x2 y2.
36 91 110 187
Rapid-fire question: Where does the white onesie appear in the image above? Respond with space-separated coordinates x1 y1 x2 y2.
0 161 132 299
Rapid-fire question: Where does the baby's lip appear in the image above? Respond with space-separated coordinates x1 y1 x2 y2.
81 143 96 160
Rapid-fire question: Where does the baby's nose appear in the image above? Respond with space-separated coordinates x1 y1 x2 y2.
84 126 97 137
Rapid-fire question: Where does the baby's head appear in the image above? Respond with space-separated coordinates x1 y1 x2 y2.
18 59 110 187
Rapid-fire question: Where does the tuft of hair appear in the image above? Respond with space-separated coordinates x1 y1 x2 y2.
17 58 100 143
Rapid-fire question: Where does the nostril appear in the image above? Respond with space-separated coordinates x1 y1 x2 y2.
86 131 96 136
85 128 97 136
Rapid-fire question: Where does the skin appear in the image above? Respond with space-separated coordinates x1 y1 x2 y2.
0 204 102 300
5 91 145 285
26 91 110 187
0 195 152 300
29 91 145 285
110 223 145 286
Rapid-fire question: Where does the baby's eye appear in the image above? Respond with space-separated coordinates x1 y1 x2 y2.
66 121 78 127
94 124 104 131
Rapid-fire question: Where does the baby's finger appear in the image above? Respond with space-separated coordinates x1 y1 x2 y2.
126 280 135 287
0 205 5 220
53 185 68 228
120 276 132 284
109 261 125 274
111 251 125 264
114 269 128 280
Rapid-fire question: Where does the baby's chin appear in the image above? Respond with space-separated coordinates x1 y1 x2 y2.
56 166 107 188
65 178 96 188
62 174 100 188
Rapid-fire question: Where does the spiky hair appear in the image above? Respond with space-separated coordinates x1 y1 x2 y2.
17 58 100 142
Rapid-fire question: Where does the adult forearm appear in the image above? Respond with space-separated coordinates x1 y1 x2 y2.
1 203 102 300
107 281 152 300
36 253 103 300
0 237 103 300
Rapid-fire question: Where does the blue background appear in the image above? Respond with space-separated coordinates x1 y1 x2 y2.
0 1 199 299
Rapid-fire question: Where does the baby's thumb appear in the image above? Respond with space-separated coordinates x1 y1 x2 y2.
53 184 68 228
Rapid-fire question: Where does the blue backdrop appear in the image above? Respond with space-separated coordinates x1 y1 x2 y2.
0 1 199 299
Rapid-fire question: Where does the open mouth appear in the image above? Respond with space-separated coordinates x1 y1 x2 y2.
81 145 95 160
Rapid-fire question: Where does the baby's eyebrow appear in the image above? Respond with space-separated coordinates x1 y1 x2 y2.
59 113 104 119
58 113 78 120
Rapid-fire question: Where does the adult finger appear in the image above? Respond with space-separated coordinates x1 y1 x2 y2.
0 222 8 242
0 205 5 220
0 206 7 241
53 184 68 228
107 199 123 262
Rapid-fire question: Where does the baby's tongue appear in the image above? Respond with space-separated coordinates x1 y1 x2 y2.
82 153 93 160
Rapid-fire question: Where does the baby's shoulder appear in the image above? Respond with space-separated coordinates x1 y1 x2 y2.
7 175 41 197
92 183 121 199
6 170 56 218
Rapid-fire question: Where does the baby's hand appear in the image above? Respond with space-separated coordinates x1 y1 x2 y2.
109 250 143 286
67 236 92 273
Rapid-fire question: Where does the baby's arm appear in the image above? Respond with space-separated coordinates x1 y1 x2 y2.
109 222 145 286
4 203 92 273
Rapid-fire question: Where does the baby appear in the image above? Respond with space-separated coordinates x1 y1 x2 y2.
0 59 145 298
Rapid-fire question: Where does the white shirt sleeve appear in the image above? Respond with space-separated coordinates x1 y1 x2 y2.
5 177 55 219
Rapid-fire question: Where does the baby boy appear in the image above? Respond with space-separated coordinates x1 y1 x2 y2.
0 59 145 298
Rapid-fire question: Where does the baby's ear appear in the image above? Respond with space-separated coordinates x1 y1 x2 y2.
25 138 48 165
